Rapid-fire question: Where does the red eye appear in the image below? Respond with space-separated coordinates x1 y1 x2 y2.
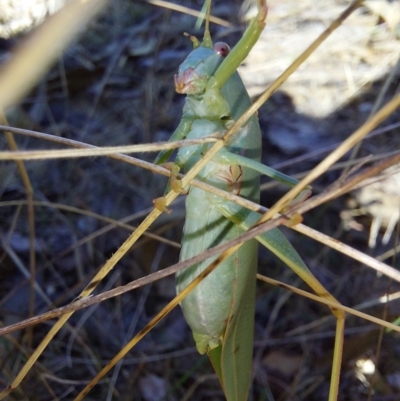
214 42 230 57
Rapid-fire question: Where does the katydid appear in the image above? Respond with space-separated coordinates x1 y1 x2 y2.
0 1 352 400
154 1 343 401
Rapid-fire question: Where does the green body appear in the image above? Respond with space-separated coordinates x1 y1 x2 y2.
176 68 261 398
154 37 263 398
177 67 261 345
154 3 320 400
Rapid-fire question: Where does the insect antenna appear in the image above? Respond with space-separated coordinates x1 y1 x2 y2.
202 0 212 47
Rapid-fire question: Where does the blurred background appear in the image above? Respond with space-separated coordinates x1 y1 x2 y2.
0 0 400 399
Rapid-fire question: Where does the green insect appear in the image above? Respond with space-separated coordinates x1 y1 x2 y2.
154 1 343 400
0 2 351 400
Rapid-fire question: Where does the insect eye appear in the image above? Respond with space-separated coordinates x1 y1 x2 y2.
214 42 230 57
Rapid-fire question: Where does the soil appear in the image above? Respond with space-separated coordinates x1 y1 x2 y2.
1 1 400 400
